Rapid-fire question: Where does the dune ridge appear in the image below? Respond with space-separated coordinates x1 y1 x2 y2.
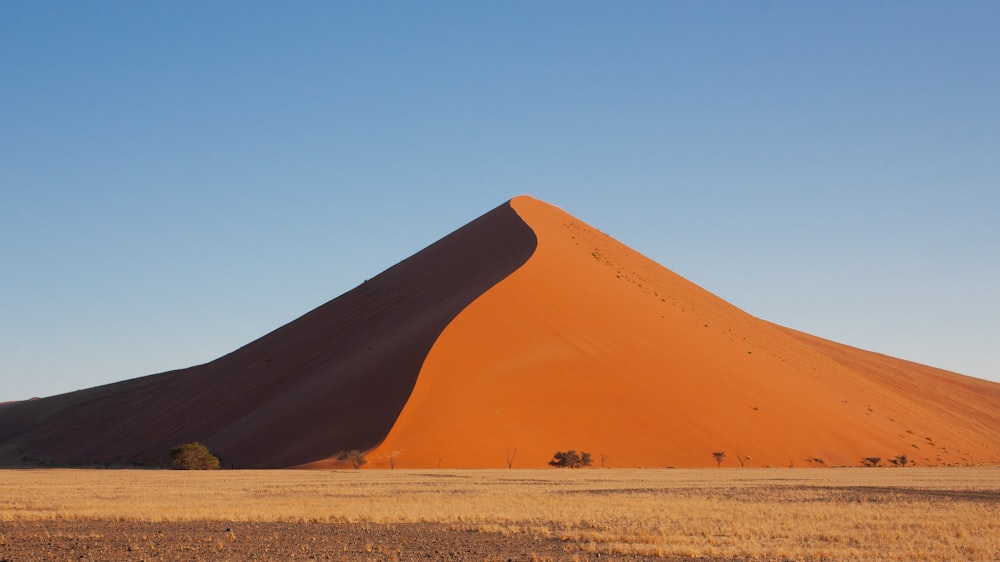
368 196 1000 468
0 201 536 468
2 195 997 469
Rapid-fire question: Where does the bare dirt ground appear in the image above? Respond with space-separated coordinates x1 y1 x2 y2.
0 520 724 561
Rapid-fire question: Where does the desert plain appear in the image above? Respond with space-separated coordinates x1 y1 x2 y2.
1 466 998 561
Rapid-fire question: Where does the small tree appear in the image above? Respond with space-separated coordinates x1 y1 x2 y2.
712 451 726 468
169 442 220 470
385 450 399 469
600 453 610 469
736 453 751 468
549 450 579 468
338 450 367 469
505 448 517 469
862 456 882 467
549 450 593 468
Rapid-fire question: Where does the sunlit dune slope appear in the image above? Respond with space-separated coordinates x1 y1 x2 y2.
0 202 536 468
369 196 1000 468
2 196 997 470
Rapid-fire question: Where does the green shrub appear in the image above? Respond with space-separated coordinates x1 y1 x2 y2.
169 442 220 470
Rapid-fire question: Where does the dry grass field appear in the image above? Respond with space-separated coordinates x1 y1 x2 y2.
1 467 998 560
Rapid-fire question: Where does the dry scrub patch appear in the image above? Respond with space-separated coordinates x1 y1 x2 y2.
1 468 997 560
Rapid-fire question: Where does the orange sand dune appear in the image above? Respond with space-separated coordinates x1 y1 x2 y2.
0 202 535 468
2 196 997 469
368 196 1000 468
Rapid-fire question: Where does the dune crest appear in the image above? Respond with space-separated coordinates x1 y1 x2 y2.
2 196 997 469
369 196 1000 468
0 201 536 468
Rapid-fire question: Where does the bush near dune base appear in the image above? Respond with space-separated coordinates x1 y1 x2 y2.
862 456 882 467
338 450 367 469
169 442 220 470
889 454 910 467
548 450 592 468
712 451 726 467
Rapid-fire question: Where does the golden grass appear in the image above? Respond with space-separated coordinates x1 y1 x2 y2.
1 467 997 560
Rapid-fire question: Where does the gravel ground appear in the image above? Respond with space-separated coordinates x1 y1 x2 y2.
0 520 728 561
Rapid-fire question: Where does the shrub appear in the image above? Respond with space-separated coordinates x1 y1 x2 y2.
889 454 909 467
338 450 367 469
862 456 882 467
169 442 220 470
548 450 592 468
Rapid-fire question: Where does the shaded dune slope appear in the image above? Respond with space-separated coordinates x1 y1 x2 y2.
2 195 997 470
0 202 537 468
368 196 1000 468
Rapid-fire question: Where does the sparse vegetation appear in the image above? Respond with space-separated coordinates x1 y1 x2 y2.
736 453 751 468
385 451 399 469
890 454 910 467
862 456 883 467
168 442 219 470
548 450 592 468
2 468 997 561
338 450 367 469
505 448 517 469
712 451 726 467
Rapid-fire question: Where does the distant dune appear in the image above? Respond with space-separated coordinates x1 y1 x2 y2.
2 196 998 469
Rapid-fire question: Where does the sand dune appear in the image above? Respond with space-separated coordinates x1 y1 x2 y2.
0 201 535 468
2 196 997 469
368 196 1000 468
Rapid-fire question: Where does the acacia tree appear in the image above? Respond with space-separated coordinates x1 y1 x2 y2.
736 453 751 468
169 442 220 470
549 450 593 468
338 450 367 469
712 451 726 468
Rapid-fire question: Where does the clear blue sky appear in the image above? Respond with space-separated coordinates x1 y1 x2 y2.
2 1 998 400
